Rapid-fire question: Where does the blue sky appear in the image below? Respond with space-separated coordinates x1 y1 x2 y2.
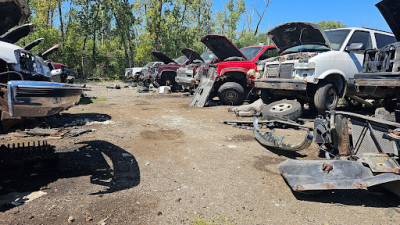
213 0 391 33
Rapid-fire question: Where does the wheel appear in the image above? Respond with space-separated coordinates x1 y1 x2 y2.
261 99 302 121
260 90 272 104
218 82 245 105
314 83 339 115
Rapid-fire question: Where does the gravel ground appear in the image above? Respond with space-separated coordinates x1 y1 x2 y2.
1 82 400 225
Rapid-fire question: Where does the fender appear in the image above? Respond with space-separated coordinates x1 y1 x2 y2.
220 67 248 76
316 69 346 83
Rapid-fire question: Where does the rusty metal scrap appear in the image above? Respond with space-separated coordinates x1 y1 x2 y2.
253 117 313 151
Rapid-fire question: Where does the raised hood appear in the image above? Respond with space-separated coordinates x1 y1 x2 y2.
0 23 35 44
0 0 30 35
201 34 247 61
181 48 203 63
268 22 331 53
41 44 60 59
24 38 45 51
376 0 400 41
151 51 176 64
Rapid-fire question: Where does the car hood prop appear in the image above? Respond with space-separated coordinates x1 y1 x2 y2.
201 34 247 61
151 51 176 64
267 22 331 53
376 0 400 41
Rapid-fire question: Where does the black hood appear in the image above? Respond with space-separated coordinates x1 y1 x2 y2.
151 51 176 64
201 34 247 61
24 38 45 51
41 44 60 59
0 0 30 36
268 22 331 53
181 48 203 63
0 23 35 44
376 0 400 41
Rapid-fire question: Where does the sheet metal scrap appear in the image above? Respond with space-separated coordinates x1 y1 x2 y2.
279 110 400 195
253 117 313 151
279 159 400 191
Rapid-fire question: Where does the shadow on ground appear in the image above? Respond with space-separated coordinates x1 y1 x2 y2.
0 140 140 211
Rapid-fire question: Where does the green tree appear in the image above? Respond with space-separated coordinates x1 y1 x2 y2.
318 20 347 30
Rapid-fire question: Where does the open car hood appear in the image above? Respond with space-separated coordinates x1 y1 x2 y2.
181 48 203 63
201 34 247 61
0 23 34 44
151 51 176 64
0 0 30 36
24 38 45 51
376 0 400 41
41 44 60 59
268 22 331 53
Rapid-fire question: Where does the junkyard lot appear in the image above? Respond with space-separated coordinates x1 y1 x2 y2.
1 82 400 224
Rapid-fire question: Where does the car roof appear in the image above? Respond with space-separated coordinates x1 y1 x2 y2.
326 27 394 36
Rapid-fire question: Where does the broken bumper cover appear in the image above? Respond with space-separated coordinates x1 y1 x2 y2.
253 117 313 151
279 159 400 191
7 80 83 118
254 78 307 91
175 75 195 88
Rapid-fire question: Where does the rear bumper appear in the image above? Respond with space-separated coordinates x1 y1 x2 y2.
7 81 83 118
254 78 307 91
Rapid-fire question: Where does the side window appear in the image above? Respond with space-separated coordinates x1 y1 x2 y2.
375 33 397 49
347 31 372 50
258 48 278 61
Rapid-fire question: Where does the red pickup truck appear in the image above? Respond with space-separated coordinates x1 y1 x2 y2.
193 34 277 106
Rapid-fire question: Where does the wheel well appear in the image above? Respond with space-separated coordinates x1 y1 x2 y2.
319 74 346 96
219 71 247 89
160 71 176 81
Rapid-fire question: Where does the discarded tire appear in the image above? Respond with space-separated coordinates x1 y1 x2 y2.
218 82 245 105
262 99 302 121
314 83 338 115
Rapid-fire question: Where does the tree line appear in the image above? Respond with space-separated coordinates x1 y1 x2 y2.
18 0 346 79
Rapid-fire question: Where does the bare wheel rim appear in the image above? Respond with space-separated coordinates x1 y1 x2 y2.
270 103 293 112
326 88 338 109
224 90 239 102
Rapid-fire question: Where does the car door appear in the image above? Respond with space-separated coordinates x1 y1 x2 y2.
342 30 374 79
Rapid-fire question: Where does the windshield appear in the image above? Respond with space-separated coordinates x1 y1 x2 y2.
325 29 351 50
144 62 154 68
239 46 263 60
282 44 330 54
174 56 187 65
200 51 215 63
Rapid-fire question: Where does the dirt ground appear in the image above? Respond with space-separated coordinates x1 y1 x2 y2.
1 82 400 225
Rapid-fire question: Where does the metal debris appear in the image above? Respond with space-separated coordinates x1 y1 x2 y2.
253 117 313 151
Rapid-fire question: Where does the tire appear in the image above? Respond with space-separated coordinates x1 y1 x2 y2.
261 99 302 121
314 83 339 115
260 90 272 104
218 82 245 105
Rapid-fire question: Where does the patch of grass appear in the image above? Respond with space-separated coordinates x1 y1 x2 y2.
192 216 234 225
92 97 108 102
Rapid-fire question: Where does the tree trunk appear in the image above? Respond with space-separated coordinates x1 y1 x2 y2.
153 0 163 51
58 0 64 42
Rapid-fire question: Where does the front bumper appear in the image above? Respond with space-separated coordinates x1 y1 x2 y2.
175 75 195 88
254 78 307 91
6 81 83 118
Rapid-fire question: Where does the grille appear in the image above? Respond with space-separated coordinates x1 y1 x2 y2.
265 64 279 78
279 64 294 79
264 64 294 79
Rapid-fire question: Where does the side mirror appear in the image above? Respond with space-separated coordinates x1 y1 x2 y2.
346 43 365 52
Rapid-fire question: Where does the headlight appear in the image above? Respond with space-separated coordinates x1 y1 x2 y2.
185 69 193 75
257 63 265 71
293 62 315 70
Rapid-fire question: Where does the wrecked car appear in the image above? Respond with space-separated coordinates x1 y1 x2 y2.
347 0 400 111
149 51 188 90
190 34 277 107
175 49 215 90
126 61 163 83
254 22 396 115
0 2 83 128
279 110 400 197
